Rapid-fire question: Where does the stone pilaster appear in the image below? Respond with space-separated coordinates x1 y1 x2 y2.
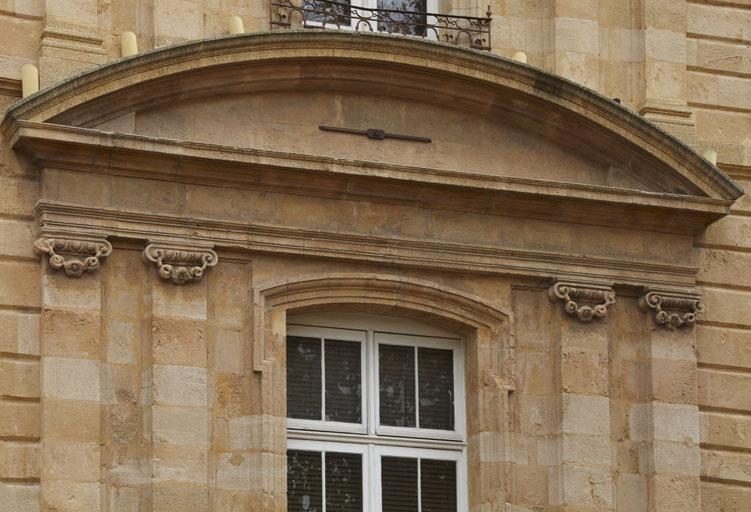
39 261 102 511
639 0 696 137
150 271 210 511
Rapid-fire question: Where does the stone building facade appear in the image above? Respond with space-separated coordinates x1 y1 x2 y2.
0 1 750 512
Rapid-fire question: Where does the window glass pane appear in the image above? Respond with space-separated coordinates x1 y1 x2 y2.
288 450 323 512
420 459 457 512
418 347 454 430
325 452 362 511
381 456 418 512
377 0 427 36
379 344 416 427
287 336 321 420
325 339 362 423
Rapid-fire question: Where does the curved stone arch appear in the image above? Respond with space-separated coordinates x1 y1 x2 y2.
252 273 515 509
1 31 742 201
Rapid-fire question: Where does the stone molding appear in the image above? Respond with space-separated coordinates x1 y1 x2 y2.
639 289 703 329
142 241 218 285
548 281 616 322
33 235 112 277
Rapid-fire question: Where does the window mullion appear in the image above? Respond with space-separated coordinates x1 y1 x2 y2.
321 338 326 422
368 330 376 436
321 451 326 512
417 457 422 512
414 346 420 429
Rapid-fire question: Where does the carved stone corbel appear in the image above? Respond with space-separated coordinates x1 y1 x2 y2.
33 235 112 277
142 241 218 285
639 289 703 329
548 281 616 322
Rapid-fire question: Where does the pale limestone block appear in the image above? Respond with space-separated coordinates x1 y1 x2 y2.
42 273 100 310
153 0 203 46
651 473 701 511
0 219 34 259
554 0 598 20
105 317 136 365
42 398 99 441
694 39 751 76
645 29 687 64
153 405 208 446
0 482 39 512
42 440 99 482
536 437 559 466
473 431 505 463
701 286 751 327
646 59 686 100
14 0 44 17
650 326 698 361
153 482 209 511
0 262 40 309
0 177 37 217
688 71 718 106
42 309 101 360
554 18 599 54
561 394 610 435
562 434 611 466
152 282 207 320
651 358 698 405
653 440 700 476
42 481 100 512
152 441 208 484
152 316 207 367
616 473 647 512
717 75 751 110
700 411 751 449
212 327 244 374
702 215 751 249
701 450 751 485
652 402 699 444
42 357 100 402
46 0 98 23
0 358 39 398
228 415 251 452
697 248 751 290
0 440 40 479
153 365 207 407
562 465 613 506
0 311 39 356
216 453 251 491
700 368 751 414
688 3 751 42
0 401 39 439
629 403 650 442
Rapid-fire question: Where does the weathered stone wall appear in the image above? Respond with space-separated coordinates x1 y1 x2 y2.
0 1 749 512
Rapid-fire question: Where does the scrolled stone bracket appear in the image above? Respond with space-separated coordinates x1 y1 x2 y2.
142 241 218 285
33 235 112 277
639 289 703 329
548 280 616 322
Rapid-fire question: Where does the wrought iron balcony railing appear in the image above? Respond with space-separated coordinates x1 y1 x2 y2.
270 0 492 51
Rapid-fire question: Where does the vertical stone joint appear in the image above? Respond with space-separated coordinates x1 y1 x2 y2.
548 280 616 322
639 289 703 329
142 241 218 285
33 235 112 277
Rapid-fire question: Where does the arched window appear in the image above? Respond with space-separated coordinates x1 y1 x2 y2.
286 312 467 511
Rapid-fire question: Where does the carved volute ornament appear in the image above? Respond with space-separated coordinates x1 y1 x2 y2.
639 290 703 329
34 236 112 277
142 241 218 285
548 281 616 322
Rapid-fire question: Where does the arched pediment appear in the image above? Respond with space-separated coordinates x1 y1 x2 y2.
1 30 742 241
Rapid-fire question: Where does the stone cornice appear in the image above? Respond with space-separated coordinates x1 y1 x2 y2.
33 232 112 277
11 122 733 236
35 201 699 287
548 280 616 322
639 288 704 329
142 240 218 285
0 31 742 202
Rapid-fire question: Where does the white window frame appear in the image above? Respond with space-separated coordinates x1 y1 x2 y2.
286 312 467 512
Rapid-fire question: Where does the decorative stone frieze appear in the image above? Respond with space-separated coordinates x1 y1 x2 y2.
142 241 218 285
33 235 112 277
639 289 703 329
548 281 616 322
